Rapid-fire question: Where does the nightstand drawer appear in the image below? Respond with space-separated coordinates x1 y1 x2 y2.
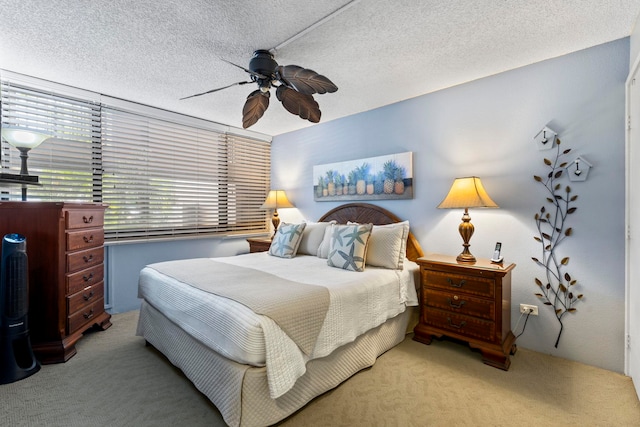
424 289 495 320
425 307 495 342
424 270 495 298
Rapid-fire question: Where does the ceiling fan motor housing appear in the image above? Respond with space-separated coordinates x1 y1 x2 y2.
249 50 278 80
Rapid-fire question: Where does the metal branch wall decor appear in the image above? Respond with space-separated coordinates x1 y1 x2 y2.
532 136 584 348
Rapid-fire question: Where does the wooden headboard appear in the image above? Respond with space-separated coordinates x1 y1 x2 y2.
318 203 424 262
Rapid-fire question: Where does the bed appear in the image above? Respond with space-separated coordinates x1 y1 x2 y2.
136 203 424 427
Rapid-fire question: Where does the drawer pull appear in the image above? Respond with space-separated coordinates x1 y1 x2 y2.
83 235 94 243
83 215 94 224
446 278 466 288
83 273 94 282
83 309 94 320
83 254 94 263
447 317 466 329
447 297 466 309
83 290 95 301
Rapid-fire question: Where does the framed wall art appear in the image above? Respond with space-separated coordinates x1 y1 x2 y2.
313 152 413 201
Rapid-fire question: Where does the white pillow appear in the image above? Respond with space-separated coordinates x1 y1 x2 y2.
268 222 307 258
327 223 373 272
366 221 410 269
317 225 334 258
297 220 336 256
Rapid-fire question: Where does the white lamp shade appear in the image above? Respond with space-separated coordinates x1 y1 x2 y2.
1 127 51 149
437 176 498 209
260 190 294 209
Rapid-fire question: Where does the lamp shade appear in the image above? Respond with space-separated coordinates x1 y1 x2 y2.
1 126 50 149
437 177 498 209
260 190 295 210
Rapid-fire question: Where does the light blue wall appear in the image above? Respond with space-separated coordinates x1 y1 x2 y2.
272 38 629 372
105 236 257 313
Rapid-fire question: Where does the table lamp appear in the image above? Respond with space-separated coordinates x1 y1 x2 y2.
437 176 498 262
260 190 294 238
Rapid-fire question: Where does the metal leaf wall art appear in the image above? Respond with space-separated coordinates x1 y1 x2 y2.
532 137 584 348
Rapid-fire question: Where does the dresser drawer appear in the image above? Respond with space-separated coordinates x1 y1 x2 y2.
67 264 104 295
67 246 104 273
425 307 495 342
424 270 495 298
424 288 495 320
67 298 105 334
67 282 104 314
67 228 104 251
66 209 105 229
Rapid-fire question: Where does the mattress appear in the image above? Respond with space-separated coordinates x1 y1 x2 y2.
138 252 419 367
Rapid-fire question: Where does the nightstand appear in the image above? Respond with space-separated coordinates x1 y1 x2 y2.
247 237 272 253
413 253 517 370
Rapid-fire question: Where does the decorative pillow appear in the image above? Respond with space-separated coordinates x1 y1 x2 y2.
326 223 373 272
268 222 307 258
297 220 336 256
366 221 410 270
317 225 334 258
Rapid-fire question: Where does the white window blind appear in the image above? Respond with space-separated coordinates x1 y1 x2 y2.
0 81 101 201
101 108 271 240
1 73 272 241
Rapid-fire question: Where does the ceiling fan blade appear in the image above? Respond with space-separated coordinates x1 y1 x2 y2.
276 65 338 95
242 90 270 129
276 86 321 123
221 58 269 80
180 81 252 100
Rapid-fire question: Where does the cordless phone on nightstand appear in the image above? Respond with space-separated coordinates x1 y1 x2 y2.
491 242 503 263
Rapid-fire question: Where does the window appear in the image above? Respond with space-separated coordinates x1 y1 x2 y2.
1 72 272 241
0 80 101 202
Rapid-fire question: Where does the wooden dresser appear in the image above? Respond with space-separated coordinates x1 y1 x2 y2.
413 253 516 370
0 202 111 363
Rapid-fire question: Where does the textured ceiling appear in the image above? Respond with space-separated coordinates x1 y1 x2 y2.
1 1 639 137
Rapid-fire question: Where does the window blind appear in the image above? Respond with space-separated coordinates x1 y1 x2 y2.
0 81 101 201
101 108 271 240
1 73 272 241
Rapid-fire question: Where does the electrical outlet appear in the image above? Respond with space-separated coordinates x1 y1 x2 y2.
520 304 539 316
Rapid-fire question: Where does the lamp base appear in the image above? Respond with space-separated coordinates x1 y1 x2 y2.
271 210 280 238
457 208 476 263
456 251 476 263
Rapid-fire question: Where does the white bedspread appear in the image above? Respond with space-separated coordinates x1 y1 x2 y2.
138 252 418 398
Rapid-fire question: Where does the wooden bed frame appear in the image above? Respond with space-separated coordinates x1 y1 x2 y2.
319 202 423 261
137 203 424 427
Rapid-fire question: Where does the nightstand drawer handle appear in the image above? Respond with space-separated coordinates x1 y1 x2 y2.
447 317 466 329
83 273 94 282
83 235 94 243
447 297 466 309
446 278 466 288
83 290 95 301
83 309 94 320
83 254 94 263
83 215 94 224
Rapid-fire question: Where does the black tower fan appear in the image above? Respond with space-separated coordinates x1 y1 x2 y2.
0 233 40 384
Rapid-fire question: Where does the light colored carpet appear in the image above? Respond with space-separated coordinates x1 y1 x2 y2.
1 310 638 426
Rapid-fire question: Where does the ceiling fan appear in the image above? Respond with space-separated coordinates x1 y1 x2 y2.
180 50 338 129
